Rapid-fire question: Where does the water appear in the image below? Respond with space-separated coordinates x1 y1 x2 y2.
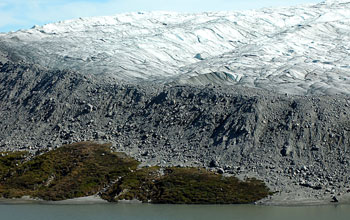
0 203 349 220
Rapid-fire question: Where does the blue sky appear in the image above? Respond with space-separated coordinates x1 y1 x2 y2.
0 0 323 33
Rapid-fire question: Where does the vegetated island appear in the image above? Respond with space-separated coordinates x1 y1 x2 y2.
0 142 272 204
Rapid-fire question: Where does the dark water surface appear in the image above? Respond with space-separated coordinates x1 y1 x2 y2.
0 203 349 220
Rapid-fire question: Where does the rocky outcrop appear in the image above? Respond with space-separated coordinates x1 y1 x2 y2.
1 57 350 203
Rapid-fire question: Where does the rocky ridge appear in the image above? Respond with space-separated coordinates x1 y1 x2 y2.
1 54 350 204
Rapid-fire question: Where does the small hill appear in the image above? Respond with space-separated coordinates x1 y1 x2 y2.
0 142 271 203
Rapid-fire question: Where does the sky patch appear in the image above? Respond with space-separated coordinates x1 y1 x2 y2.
0 0 322 33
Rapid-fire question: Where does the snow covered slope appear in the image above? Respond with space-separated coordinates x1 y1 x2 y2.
1 0 350 95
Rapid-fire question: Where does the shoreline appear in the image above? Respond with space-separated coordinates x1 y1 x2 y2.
258 191 350 207
0 195 108 205
1 194 350 207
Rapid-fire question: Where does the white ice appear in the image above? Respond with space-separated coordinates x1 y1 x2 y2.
1 0 350 95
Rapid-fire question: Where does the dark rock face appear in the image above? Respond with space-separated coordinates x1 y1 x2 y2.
1 56 350 201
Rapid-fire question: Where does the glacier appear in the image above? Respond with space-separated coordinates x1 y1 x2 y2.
1 0 350 95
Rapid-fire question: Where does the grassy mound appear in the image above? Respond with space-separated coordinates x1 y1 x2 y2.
103 167 271 204
0 151 28 179
0 142 271 203
0 142 139 200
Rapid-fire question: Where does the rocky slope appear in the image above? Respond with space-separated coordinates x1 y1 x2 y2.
1 0 350 204
1 54 350 204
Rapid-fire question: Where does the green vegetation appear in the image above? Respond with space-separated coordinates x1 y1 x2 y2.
0 142 272 204
0 151 28 179
102 166 160 202
0 142 139 200
103 167 271 204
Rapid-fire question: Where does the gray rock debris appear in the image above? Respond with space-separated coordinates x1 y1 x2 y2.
1 57 350 202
